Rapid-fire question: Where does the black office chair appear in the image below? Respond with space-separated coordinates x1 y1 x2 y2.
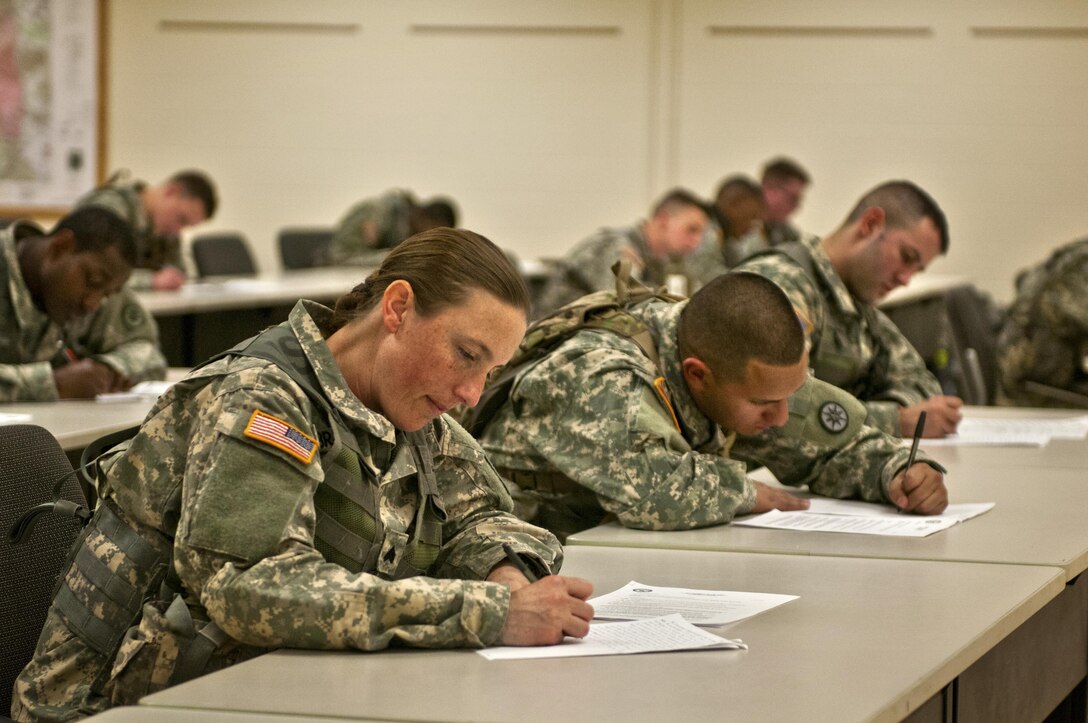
191 232 258 278
1 425 89 718
278 227 334 270
944 285 1002 405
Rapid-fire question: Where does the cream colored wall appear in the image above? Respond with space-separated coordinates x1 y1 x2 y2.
108 0 1088 302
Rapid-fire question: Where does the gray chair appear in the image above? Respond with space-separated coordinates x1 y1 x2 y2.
191 232 257 278
1 425 89 717
944 285 1002 405
278 227 334 270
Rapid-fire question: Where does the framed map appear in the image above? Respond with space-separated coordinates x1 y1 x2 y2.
0 0 105 217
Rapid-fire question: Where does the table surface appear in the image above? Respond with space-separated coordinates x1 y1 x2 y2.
0 369 188 450
140 546 1061 723
922 405 1088 470
136 267 369 315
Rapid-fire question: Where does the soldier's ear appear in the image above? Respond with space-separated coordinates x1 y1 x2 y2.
856 206 886 242
45 229 77 260
381 280 414 333
681 356 712 393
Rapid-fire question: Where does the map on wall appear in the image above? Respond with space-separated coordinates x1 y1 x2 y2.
0 0 100 213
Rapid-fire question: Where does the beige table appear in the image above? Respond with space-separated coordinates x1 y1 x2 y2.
923 405 1088 471
88 707 347 722
140 547 1062 723
0 369 188 452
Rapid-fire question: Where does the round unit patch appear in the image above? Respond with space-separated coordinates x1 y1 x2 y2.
818 401 849 434
121 303 143 329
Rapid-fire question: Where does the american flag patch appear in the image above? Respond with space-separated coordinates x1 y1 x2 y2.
243 409 318 464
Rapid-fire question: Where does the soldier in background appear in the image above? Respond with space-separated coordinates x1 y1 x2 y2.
0 207 165 401
75 169 218 290
688 175 767 288
760 157 810 247
13 229 590 720
739 180 962 438
476 272 947 542
329 188 458 266
998 237 1088 407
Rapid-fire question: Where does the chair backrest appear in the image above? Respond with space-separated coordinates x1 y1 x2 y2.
191 232 257 278
0 425 86 717
944 284 1002 405
278 227 335 270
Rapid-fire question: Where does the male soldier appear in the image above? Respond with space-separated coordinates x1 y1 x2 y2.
739 180 962 438
75 169 218 290
688 175 767 288
535 188 709 316
0 207 166 401
476 272 947 541
761 157 810 247
329 188 458 265
998 237 1088 407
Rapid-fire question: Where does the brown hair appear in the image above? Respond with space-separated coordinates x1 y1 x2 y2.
844 180 949 254
330 227 530 331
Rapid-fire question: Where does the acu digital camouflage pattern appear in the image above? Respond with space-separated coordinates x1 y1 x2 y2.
738 235 941 434
478 297 924 542
13 300 561 720
686 220 770 290
75 171 186 289
997 238 1088 406
535 223 696 317
0 221 166 402
328 188 416 266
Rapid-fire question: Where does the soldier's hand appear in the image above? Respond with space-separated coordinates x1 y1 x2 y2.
888 463 948 515
899 396 963 438
151 265 186 291
54 359 121 399
500 576 594 646
751 481 809 514
487 561 533 592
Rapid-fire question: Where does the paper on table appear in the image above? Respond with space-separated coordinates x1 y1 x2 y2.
0 411 32 425
96 380 174 403
734 501 994 538
588 581 797 626
920 416 1088 447
476 614 746 661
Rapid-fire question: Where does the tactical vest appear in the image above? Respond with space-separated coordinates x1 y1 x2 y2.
214 323 447 577
752 241 874 392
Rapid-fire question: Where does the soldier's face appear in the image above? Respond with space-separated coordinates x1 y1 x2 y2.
39 234 131 323
370 287 526 432
847 216 941 303
153 191 206 237
694 354 809 437
762 178 806 223
651 206 709 258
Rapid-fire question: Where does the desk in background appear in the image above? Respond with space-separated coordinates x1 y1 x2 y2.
140 547 1062 723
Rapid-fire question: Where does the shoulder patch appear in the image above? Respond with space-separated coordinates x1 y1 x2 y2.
243 409 319 463
122 303 143 329
818 401 849 434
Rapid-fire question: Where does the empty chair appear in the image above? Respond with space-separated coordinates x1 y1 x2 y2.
191 232 257 277
944 284 1002 405
278 227 335 270
1 425 89 717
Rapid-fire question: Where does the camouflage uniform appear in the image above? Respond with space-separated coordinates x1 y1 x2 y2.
477 297 930 541
0 221 166 402
738 235 941 434
766 219 802 247
535 223 694 316
687 218 769 290
13 300 562 720
74 171 185 290
997 238 1088 407
328 189 416 266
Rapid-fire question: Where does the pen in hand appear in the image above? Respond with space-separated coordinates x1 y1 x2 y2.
502 543 541 583
906 410 926 470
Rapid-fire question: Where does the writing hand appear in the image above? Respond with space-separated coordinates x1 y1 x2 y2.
888 463 948 514
500 576 594 646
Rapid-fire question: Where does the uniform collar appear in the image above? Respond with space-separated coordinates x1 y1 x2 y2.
287 299 397 444
805 234 862 318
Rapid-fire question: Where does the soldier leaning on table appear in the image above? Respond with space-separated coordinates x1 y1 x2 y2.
0 208 166 402
473 271 947 543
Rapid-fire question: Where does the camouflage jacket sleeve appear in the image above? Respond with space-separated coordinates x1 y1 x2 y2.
68 288 167 382
510 341 757 530
170 374 521 651
0 359 58 401
329 199 383 263
733 376 933 503
1042 252 1088 335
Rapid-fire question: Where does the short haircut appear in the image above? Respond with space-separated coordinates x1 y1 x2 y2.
715 175 763 204
761 157 810 186
678 272 805 382
845 180 950 254
168 170 218 219
650 187 710 218
421 198 458 228
52 207 138 266
331 227 530 331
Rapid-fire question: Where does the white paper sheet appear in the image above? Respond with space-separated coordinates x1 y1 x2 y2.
476 614 746 660
96 380 174 403
0 411 32 425
588 581 797 626
734 501 994 537
920 416 1088 447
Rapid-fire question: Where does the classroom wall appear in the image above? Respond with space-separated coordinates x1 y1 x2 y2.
107 0 1088 302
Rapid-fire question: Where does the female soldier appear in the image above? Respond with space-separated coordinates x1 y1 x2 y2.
14 228 593 720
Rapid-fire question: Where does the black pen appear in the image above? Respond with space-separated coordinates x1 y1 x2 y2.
502 543 540 583
906 410 927 470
